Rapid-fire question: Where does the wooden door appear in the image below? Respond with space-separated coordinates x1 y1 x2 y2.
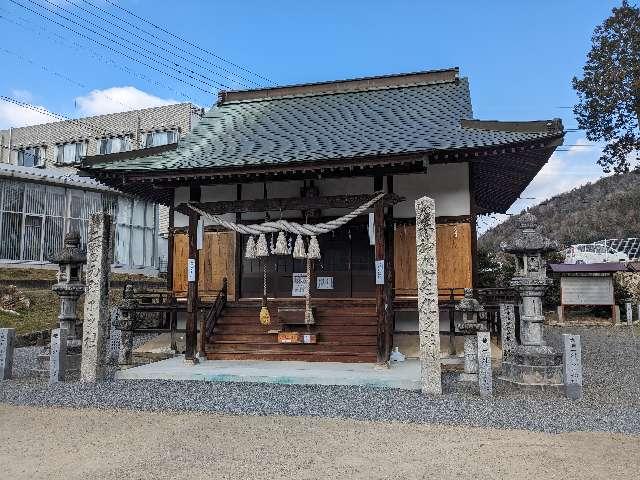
394 222 473 295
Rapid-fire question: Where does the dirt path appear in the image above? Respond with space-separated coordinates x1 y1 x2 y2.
0 404 637 480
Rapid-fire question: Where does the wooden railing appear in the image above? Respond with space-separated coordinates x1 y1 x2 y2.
199 278 227 354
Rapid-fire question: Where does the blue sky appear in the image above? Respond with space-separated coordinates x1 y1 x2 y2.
0 0 625 230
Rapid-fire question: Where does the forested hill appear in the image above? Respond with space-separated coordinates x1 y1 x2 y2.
478 171 640 252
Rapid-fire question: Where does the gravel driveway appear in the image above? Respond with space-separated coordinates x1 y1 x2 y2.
1 326 639 434
1 404 638 480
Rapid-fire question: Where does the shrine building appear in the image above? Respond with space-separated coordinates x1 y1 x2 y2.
81 68 564 364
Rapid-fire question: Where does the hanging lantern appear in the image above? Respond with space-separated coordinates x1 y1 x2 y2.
293 234 307 259
259 306 271 325
274 231 288 255
307 235 321 259
245 236 256 259
256 233 269 257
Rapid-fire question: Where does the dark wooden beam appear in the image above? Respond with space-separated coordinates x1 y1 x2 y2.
178 192 405 217
374 176 386 363
384 175 394 362
186 186 201 364
234 184 242 301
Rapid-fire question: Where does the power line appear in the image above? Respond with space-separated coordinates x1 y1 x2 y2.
7 0 217 95
18 0 231 91
37 0 250 90
0 9 204 105
102 0 273 85
75 0 263 88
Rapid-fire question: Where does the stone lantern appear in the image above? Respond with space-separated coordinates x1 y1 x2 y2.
455 288 486 381
51 231 86 344
500 213 563 388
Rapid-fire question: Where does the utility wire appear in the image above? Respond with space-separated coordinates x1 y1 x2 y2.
17 0 230 91
0 9 204 105
7 0 217 95
102 0 273 85
41 0 251 89
76 0 263 88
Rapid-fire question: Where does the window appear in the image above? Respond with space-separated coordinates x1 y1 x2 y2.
17 147 43 167
55 141 87 164
114 197 156 267
98 136 132 155
142 129 178 148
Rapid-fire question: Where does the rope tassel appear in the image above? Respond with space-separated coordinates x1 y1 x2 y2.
293 234 307 259
274 231 288 255
256 233 269 257
307 235 321 259
245 236 256 259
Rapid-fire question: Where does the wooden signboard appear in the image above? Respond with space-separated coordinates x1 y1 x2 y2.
561 276 614 306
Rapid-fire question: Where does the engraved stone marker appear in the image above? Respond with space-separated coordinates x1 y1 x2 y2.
49 328 68 383
108 308 122 365
415 196 442 395
499 303 516 361
626 302 633 326
563 333 583 400
477 331 492 397
81 212 112 383
0 328 16 380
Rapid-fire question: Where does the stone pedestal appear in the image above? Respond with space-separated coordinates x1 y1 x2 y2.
415 196 442 395
0 328 15 380
81 213 112 383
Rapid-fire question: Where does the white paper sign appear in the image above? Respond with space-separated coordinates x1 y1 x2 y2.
375 260 384 285
316 276 334 290
292 273 308 297
368 212 375 245
196 219 204 250
187 258 196 282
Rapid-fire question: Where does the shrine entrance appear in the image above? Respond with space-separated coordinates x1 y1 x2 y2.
240 223 375 299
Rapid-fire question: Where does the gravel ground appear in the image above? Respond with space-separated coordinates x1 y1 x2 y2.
1 326 639 434
3 404 638 480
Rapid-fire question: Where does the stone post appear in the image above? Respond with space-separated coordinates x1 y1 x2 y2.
81 212 112 383
499 303 516 361
563 334 583 400
415 196 442 395
0 328 16 380
477 331 492 397
49 328 67 383
626 302 633 326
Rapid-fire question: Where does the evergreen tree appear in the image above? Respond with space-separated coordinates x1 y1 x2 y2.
573 1 640 173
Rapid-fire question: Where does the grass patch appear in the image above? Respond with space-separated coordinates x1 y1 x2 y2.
0 289 60 335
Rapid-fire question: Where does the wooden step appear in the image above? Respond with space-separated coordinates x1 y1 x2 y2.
207 343 376 354
206 351 377 363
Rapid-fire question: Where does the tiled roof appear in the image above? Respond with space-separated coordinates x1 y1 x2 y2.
84 73 563 173
0 162 112 191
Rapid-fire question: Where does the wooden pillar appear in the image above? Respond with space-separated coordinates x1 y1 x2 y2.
166 200 175 292
384 175 394 361
374 176 386 363
185 186 200 364
234 184 242 301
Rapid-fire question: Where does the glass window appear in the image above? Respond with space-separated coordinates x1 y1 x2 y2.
55 141 86 164
143 129 177 148
17 147 42 167
98 136 132 155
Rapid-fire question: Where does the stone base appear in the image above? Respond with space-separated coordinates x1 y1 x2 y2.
458 372 478 382
32 349 82 378
500 344 564 389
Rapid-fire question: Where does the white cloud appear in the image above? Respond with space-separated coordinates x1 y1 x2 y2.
74 86 177 116
0 97 59 130
477 139 609 234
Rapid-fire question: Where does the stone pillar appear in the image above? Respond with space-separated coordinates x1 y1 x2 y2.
499 303 516 361
0 328 16 380
108 308 122 365
626 302 633 326
563 334 583 400
477 331 492 397
464 336 478 374
81 212 112 383
415 196 441 395
49 328 67 384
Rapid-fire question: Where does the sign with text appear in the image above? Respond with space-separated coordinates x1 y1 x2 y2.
316 276 334 290
187 258 196 282
561 276 614 306
375 260 385 285
292 273 308 297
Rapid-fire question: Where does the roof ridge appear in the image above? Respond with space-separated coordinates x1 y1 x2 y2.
218 68 460 105
460 118 564 134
